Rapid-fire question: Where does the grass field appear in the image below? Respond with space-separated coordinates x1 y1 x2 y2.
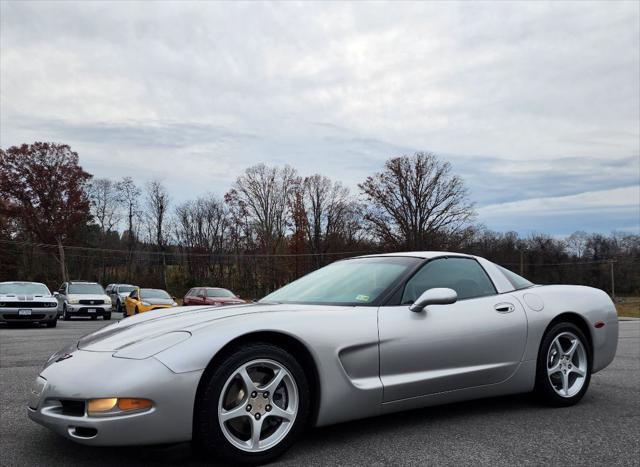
616 297 640 318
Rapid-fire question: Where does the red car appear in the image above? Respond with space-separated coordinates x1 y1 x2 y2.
182 287 246 306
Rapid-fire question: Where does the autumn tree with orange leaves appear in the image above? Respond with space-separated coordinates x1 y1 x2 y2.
0 142 92 282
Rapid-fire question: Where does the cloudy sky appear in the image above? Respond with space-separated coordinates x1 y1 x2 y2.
1 1 639 235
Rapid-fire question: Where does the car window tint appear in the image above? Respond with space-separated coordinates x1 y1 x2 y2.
207 288 235 298
402 258 496 304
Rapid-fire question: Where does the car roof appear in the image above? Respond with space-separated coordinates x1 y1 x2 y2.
140 288 167 292
69 281 100 284
355 251 477 260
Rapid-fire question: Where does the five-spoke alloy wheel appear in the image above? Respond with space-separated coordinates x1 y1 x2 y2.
535 322 591 406
196 343 310 465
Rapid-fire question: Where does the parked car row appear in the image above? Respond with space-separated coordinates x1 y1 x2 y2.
1 280 247 327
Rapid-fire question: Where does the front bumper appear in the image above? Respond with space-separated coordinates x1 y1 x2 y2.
64 304 111 316
0 308 57 323
28 349 202 446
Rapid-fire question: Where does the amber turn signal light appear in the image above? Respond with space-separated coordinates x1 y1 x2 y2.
117 398 153 411
87 398 152 416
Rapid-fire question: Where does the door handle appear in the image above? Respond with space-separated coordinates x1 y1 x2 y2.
494 303 515 313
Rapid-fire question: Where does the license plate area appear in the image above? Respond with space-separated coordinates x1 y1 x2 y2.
87 309 96 313
18 309 32 316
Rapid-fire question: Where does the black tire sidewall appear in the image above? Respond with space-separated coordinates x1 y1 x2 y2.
196 343 311 465
535 322 592 407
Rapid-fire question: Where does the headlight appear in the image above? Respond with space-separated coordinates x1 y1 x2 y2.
105 297 111 305
68 297 79 304
87 398 153 417
113 331 191 360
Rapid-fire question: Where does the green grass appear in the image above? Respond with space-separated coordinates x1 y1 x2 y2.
616 297 640 318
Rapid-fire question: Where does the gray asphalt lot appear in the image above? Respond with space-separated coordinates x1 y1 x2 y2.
1 317 638 466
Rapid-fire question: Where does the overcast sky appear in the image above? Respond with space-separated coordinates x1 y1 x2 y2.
1 1 638 236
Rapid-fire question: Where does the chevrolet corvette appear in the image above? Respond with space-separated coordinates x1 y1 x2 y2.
28 252 618 464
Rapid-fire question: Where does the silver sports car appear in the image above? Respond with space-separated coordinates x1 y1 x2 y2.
28 252 618 464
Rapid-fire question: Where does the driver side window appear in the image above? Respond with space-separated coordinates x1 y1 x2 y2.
402 258 496 304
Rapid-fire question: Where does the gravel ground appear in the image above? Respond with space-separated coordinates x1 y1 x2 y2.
1 317 638 466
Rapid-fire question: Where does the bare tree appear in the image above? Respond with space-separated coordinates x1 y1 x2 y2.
146 180 171 247
146 180 171 287
301 174 358 266
226 164 298 254
226 164 298 292
566 231 588 259
87 178 121 234
175 195 229 282
359 152 475 250
116 177 141 245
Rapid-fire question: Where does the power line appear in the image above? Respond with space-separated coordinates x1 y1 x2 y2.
1 238 637 266
0 239 373 258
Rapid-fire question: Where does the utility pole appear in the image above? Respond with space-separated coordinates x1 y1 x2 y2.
610 259 615 300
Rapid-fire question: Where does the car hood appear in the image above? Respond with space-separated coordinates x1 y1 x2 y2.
0 294 55 301
77 303 273 352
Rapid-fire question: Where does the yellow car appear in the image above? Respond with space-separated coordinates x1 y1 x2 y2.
124 288 177 316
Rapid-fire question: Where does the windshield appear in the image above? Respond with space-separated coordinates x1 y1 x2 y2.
207 288 235 298
0 283 51 295
141 289 171 299
117 285 136 293
261 257 420 305
68 283 105 295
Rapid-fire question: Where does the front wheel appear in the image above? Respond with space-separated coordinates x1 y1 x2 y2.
104 313 111 320
63 305 70 321
535 322 591 406
45 319 57 328
195 343 310 465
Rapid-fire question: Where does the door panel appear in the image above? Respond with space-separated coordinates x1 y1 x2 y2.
379 294 527 402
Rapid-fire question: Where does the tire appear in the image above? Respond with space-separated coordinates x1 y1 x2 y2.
535 322 591 407
63 304 71 321
45 319 57 328
91 315 97 320
116 301 122 314
104 313 111 320
195 343 310 465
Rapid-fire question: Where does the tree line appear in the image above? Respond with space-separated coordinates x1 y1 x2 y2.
1 142 638 298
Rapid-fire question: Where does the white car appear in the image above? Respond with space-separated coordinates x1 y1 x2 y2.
0 281 58 327
106 284 137 313
55 281 112 321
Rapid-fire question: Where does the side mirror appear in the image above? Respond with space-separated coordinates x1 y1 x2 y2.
53 292 59 297
409 288 457 313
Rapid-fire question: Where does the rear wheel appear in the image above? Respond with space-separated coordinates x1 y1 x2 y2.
195 343 310 465
535 322 591 406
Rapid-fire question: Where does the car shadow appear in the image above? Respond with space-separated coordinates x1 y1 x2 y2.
33 393 542 466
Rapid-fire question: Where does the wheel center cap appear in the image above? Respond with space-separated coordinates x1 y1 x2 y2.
251 397 267 415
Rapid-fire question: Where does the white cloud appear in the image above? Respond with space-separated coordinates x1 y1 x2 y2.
1 0 638 234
